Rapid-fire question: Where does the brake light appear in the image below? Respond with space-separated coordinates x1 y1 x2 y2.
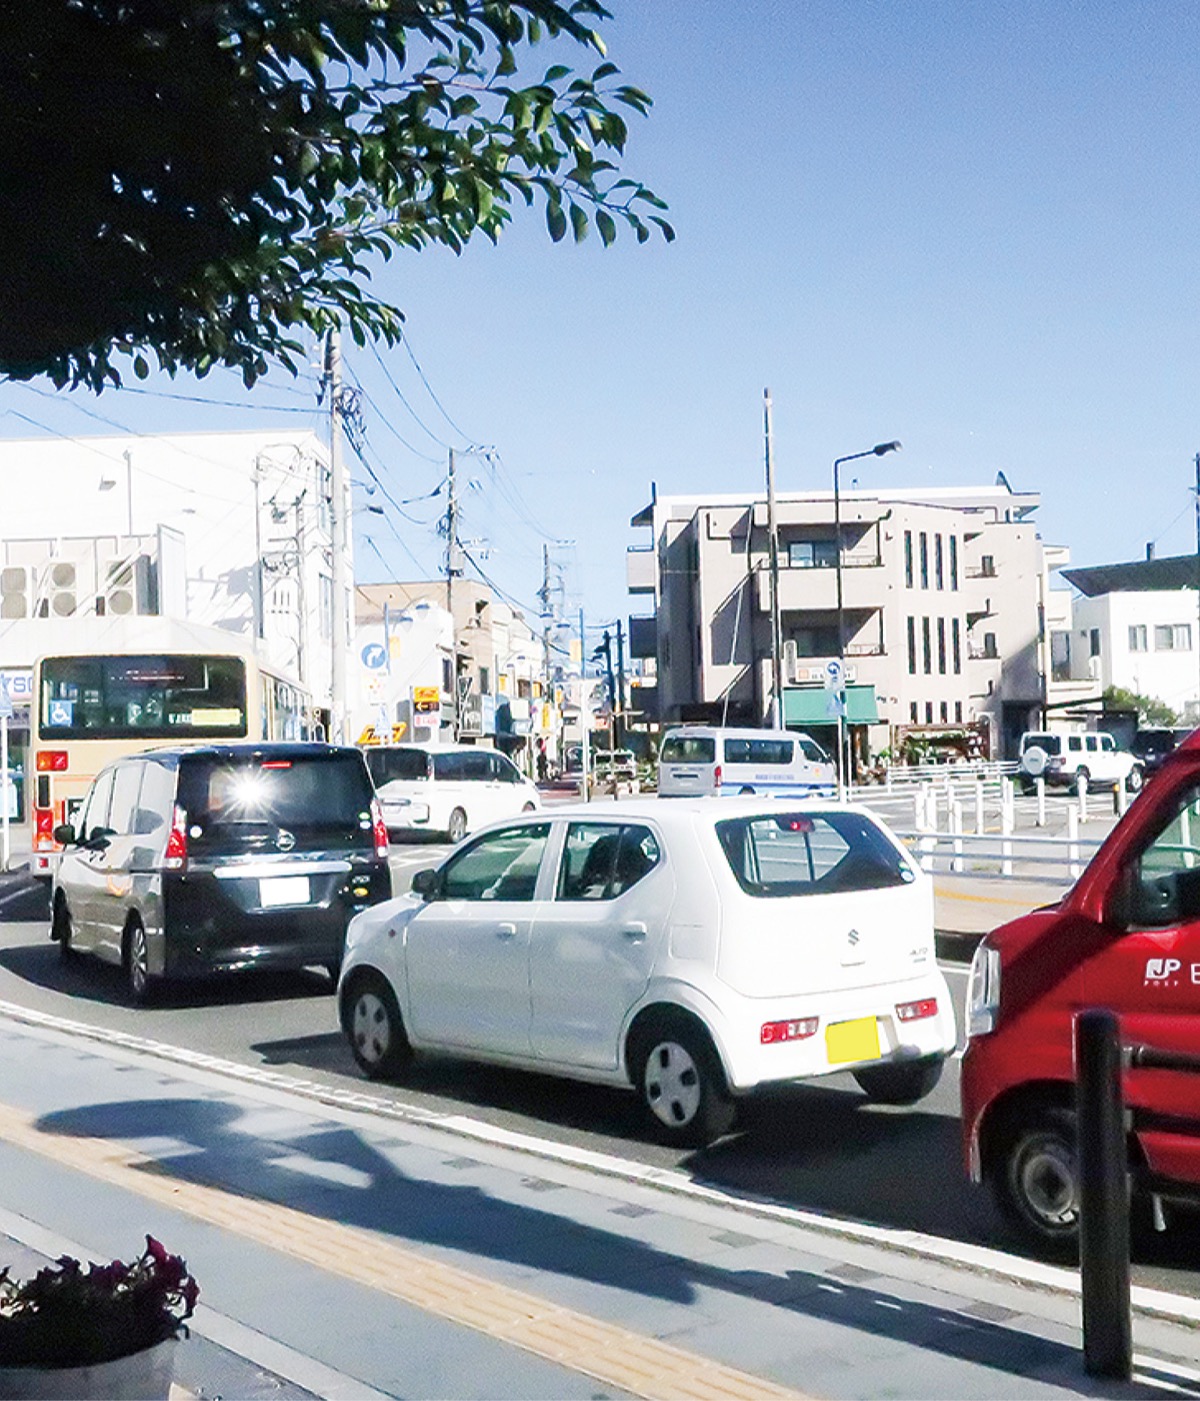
370 798 389 859
761 1017 819 1044
37 751 68 772
895 997 938 1022
34 808 54 834
714 764 722 789
33 808 57 849
261 760 292 769
164 805 188 870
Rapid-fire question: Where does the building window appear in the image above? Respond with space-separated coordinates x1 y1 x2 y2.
479 666 490 696
910 701 918 723
906 616 916 674
792 626 839 657
1129 625 1147 652
983 631 998 659
318 574 333 640
937 617 947 674
940 701 949 722
904 531 913 588
980 554 996 578
1155 624 1192 651
1051 630 1071 682
788 539 837 569
954 701 963 722
952 617 962 674
919 533 929 589
922 617 932 674
949 536 958 591
934 534 944 590
1089 628 1101 658
442 656 454 693
925 701 933 723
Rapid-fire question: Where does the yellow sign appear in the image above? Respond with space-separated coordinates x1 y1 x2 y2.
357 725 380 746
391 723 408 742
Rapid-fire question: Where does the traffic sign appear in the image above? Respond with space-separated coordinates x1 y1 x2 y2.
360 642 387 670
823 659 844 690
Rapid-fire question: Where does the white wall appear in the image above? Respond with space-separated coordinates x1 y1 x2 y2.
1074 589 1200 717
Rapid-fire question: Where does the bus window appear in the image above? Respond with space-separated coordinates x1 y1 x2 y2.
40 655 248 740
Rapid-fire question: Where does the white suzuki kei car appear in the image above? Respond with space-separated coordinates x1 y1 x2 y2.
338 798 956 1146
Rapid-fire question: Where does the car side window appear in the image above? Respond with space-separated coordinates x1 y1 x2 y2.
1128 785 1200 926
134 762 175 835
82 769 116 840
107 762 144 837
556 823 661 901
433 751 491 783
440 823 550 901
494 754 523 784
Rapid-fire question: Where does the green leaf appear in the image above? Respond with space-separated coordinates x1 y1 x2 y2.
133 354 149 379
569 202 587 241
596 208 616 246
546 200 567 242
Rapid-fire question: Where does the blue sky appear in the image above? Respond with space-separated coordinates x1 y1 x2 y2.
5 1 1200 630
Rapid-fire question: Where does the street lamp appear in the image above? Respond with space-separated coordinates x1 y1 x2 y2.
833 440 901 799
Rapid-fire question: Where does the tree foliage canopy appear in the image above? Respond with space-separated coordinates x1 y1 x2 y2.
1103 685 1178 727
0 1 670 391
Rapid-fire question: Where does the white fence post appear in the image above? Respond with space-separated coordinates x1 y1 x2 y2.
1068 805 1081 878
951 799 964 873
975 779 985 835
1036 775 1046 828
1078 774 1089 824
1001 802 1014 877
1115 781 1128 818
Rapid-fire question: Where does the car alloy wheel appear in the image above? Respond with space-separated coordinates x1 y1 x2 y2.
993 1108 1081 1255
346 974 411 1079
125 920 155 1004
447 808 467 843
632 1017 735 1148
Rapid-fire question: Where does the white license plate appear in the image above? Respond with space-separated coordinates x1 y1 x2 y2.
259 876 310 908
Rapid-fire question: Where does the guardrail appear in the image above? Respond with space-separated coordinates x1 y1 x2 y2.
892 827 1104 881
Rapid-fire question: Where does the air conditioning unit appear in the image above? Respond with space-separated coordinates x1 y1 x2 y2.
35 561 77 617
0 566 30 619
97 555 154 617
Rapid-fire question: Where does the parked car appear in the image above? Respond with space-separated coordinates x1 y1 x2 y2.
1016 730 1144 795
591 748 639 786
1131 726 1192 777
50 743 392 1002
363 744 540 842
338 798 956 1146
963 727 1200 1253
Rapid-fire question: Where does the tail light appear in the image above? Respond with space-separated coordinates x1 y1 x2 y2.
895 997 939 1022
164 805 188 870
370 798 390 859
33 808 56 850
714 764 723 789
36 751 68 772
761 1017 818 1044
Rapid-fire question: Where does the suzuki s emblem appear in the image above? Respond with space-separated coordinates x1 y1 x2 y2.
276 828 296 852
847 928 861 946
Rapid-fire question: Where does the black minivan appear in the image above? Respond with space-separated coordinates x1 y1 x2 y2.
51 744 392 1001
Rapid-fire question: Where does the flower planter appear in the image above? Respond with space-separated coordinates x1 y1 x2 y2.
0 1337 176 1400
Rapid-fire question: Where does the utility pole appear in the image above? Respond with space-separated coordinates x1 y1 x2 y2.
445 447 462 740
579 606 591 802
763 388 783 728
325 331 349 744
615 619 627 749
1194 452 1200 722
541 544 552 765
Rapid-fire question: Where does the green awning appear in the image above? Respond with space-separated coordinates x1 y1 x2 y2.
783 684 880 726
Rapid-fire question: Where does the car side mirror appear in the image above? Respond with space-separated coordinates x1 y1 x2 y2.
86 826 115 851
410 867 440 900
53 823 76 847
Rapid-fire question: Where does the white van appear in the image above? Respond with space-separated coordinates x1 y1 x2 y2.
658 726 835 799
364 744 541 842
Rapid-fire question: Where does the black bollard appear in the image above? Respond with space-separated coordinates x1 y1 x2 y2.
1075 1008 1132 1380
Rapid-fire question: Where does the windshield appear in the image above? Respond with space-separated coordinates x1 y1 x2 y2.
178 752 375 854
365 748 431 784
40 654 247 740
660 735 716 764
716 812 914 898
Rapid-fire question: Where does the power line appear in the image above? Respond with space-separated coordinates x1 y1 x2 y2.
343 361 445 465
397 330 479 445
367 340 463 454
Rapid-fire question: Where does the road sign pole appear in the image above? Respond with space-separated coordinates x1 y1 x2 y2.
0 710 9 874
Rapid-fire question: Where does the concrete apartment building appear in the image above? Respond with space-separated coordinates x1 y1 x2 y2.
628 480 1065 764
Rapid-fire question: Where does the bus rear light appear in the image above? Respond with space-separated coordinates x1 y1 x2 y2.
895 997 939 1022
370 798 390 859
714 764 722 789
34 808 54 834
36 751 68 772
164 805 189 870
761 1017 818 1044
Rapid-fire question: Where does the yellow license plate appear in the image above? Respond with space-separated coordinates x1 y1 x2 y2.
825 1016 880 1065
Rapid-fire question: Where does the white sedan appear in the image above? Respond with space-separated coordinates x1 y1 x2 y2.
337 798 956 1146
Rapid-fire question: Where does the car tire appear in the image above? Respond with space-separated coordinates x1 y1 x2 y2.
1126 765 1145 794
853 1054 944 1105
124 917 158 1006
739 786 755 795
522 802 536 812
447 808 468 843
629 1015 736 1148
991 1107 1082 1256
52 895 77 963
344 971 412 1080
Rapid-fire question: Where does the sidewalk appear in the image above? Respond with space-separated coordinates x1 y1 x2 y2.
0 1009 1198 1399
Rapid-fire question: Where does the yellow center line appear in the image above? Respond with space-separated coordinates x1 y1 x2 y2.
934 886 1060 908
0 1102 811 1401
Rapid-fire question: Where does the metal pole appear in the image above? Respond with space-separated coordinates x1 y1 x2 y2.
446 448 460 741
0 710 9 874
579 607 591 803
326 331 348 743
616 619 627 749
1075 1008 1132 1381
834 455 847 798
763 389 783 728
123 450 134 537
1194 452 1199 719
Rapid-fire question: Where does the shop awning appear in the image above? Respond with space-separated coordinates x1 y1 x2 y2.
783 685 880 726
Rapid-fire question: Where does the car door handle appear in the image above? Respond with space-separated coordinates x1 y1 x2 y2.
497 922 517 940
622 922 648 942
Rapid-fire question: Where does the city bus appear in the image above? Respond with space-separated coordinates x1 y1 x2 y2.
28 632 313 877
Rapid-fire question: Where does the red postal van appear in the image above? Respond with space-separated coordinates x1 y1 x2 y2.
961 730 1200 1252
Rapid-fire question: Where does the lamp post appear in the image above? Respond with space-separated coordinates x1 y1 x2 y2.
833 440 901 799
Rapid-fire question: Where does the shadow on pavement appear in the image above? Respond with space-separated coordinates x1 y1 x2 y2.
35 1095 1168 1397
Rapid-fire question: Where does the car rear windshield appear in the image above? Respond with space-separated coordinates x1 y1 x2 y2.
660 735 716 764
178 752 375 853
1024 734 1061 756
715 812 915 898
365 748 431 784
